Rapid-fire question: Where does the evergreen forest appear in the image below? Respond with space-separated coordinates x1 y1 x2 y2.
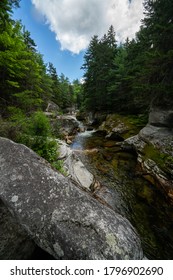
82 0 173 114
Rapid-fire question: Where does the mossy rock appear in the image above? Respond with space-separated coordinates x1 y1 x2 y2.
142 143 173 174
99 114 148 139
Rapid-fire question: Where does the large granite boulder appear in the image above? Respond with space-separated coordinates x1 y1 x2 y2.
0 137 143 259
98 114 129 139
149 108 173 128
56 115 79 136
45 101 60 114
97 114 144 141
0 199 36 259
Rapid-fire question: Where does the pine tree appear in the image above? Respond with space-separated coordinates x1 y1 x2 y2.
82 26 117 112
47 62 61 105
141 0 173 108
0 0 20 30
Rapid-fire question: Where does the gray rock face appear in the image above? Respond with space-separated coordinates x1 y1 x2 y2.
149 108 173 128
46 101 60 113
58 140 95 191
0 199 36 259
0 137 143 259
98 114 129 135
64 151 95 191
57 140 71 159
124 108 173 203
139 124 173 157
56 115 79 135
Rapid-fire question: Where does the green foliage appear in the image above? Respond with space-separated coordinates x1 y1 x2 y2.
12 111 65 173
0 4 75 117
72 79 84 109
28 111 51 137
0 109 64 174
18 111 55 161
82 26 117 112
81 0 173 115
0 2 73 175
52 159 67 175
0 0 20 30
58 73 74 109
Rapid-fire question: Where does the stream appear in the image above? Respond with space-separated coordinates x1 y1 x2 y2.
70 129 173 259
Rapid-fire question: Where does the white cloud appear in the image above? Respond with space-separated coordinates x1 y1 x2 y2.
31 0 144 54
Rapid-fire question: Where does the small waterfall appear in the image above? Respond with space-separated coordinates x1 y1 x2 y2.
70 120 95 150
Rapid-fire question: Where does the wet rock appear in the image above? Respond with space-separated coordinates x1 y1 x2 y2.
65 136 73 145
104 140 120 148
86 126 94 131
58 140 97 189
125 108 173 203
141 159 173 202
83 148 99 155
106 132 124 141
76 112 87 121
0 137 143 260
64 151 95 191
125 135 146 153
102 151 114 161
93 130 107 137
57 140 71 159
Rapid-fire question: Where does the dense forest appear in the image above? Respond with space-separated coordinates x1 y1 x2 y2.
82 0 173 114
0 0 173 167
0 0 83 169
0 0 82 117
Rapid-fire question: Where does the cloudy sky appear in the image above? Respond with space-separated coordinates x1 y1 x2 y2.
13 0 144 81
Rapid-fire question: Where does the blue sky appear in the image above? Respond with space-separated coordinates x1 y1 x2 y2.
13 0 85 82
13 0 144 83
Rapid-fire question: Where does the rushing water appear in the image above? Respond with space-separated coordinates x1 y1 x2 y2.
71 129 173 259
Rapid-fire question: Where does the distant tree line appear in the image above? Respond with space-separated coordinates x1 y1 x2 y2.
81 0 173 114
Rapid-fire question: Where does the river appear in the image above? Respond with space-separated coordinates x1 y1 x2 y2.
70 129 173 259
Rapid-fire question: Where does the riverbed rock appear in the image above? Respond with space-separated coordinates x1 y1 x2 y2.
98 114 131 140
124 108 173 203
0 137 143 260
57 140 95 190
56 115 79 136
76 111 87 121
64 151 95 191
57 140 71 159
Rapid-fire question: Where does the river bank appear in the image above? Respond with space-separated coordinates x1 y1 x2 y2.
60 113 173 259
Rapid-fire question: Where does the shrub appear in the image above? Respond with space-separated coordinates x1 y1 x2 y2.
28 111 52 137
10 110 64 173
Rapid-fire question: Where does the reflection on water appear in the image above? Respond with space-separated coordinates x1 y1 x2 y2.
71 130 173 259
